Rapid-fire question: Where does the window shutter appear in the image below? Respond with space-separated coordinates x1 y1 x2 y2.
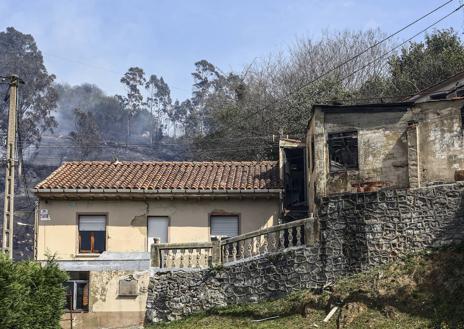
83 283 89 306
79 215 106 231
147 217 169 244
210 216 239 237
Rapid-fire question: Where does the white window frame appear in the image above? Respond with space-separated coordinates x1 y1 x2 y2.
65 279 89 312
78 214 107 254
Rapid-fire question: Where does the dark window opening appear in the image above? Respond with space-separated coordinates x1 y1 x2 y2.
310 136 315 173
65 271 89 312
283 147 307 221
461 107 464 131
328 131 358 172
79 215 106 253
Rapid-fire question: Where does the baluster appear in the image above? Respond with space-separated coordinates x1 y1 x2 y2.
161 250 166 268
165 250 170 268
232 242 237 262
288 227 294 247
187 249 193 268
239 241 245 260
167 249 173 268
195 250 201 267
246 239 253 257
164 249 172 267
279 230 285 250
271 232 278 251
180 249 185 268
295 226 302 246
263 234 269 253
250 237 255 256
204 248 209 267
170 249 175 268
224 245 229 263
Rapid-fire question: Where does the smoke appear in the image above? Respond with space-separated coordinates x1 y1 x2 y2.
54 82 107 135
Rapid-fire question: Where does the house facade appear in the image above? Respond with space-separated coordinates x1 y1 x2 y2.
34 161 281 328
306 98 464 212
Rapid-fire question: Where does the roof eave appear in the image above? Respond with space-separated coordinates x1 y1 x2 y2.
33 188 283 195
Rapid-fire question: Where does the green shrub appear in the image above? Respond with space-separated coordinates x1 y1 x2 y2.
0 254 68 329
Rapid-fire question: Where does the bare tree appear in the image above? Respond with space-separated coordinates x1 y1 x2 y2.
145 75 171 143
69 108 101 159
188 29 392 160
116 67 146 144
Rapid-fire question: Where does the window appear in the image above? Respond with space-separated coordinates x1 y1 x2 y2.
64 272 89 312
147 216 169 248
79 215 106 253
328 131 358 172
210 215 239 238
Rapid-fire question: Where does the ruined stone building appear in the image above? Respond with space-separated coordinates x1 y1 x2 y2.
304 72 464 213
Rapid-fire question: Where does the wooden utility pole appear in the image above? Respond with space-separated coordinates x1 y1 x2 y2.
2 75 21 258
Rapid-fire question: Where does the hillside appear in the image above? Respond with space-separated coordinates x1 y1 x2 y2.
150 245 464 329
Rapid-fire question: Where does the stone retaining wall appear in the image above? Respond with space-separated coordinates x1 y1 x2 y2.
146 245 321 323
146 183 464 323
319 182 464 281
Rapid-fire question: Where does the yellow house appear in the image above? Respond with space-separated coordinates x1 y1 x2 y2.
34 160 281 329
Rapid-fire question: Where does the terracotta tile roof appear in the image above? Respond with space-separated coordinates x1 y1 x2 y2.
35 161 281 192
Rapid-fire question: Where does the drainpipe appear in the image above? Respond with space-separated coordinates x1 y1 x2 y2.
34 200 39 260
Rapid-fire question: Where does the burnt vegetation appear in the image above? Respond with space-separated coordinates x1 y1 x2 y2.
2 28 464 164
2 27 464 259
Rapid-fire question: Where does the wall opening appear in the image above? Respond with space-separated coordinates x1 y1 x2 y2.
328 131 359 172
65 271 89 312
283 147 307 221
461 106 464 131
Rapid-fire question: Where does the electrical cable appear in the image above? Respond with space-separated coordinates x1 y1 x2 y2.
239 3 464 135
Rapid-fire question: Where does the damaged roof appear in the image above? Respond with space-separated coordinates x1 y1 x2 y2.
407 70 464 103
312 102 412 112
35 161 281 192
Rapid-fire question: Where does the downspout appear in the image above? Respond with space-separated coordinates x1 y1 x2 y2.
278 144 285 224
144 200 150 251
34 200 39 260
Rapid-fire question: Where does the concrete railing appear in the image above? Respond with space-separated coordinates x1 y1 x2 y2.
151 217 315 269
221 217 314 264
151 241 215 268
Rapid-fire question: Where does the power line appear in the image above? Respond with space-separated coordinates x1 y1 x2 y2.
290 0 456 97
225 1 464 132
334 4 464 89
15 132 305 147
4 109 462 162
244 3 464 133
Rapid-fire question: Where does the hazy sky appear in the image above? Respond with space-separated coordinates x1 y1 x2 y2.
1 0 463 100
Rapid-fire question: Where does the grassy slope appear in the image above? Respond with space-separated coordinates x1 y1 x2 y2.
149 245 464 329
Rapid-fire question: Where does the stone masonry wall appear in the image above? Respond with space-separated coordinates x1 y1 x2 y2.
318 182 464 281
146 245 322 323
146 183 464 323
